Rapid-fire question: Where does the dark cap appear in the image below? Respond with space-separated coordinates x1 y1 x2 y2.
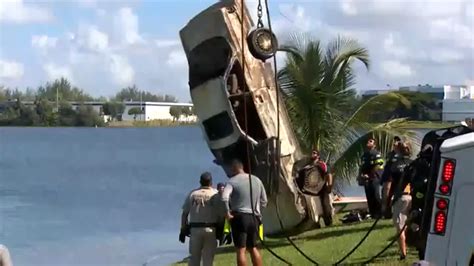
200 172 212 186
217 182 225 189
394 136 401 142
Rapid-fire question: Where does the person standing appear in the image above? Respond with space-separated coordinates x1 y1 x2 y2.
391 142 414 260
381 136 402 218
297 150 334 226
222 159 268 266
358 138 384 219
180 172 221 266
217 182 226 195
0 244 13 266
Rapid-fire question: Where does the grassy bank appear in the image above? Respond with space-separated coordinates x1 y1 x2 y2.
106 120 196 128
173 216 418 265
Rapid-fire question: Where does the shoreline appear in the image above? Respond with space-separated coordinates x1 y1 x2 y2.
0 120 454 129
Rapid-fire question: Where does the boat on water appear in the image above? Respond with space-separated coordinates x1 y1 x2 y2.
178 0 363 234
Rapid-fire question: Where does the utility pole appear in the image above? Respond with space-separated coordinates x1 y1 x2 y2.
56 86 59 112
140 90 143 121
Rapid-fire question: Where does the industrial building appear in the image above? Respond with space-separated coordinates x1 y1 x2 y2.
442 85 474 122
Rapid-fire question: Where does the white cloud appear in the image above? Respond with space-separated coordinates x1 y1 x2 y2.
6 0 472 100
381 60 414 78
76 0 97 8
0 0 53 24
431 49 464 63
43 63 74 82
108 54 134 86
32 35 58 49
155 39 181 48
341 0 357 16
275 4 313 34
114 7 143 45
383 33 407 57
429 18 473 48
80 26 109 52
166 50 187 68
0 59 24 80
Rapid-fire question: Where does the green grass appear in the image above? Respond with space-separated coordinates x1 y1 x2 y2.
173 216 418 266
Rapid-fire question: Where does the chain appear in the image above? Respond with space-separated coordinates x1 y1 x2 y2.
257 0 264 28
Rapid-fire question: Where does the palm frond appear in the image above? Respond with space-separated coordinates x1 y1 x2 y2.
331 119 421 186
345 92 412 129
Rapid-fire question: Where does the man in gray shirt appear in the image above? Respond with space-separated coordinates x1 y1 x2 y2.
222 159 268 266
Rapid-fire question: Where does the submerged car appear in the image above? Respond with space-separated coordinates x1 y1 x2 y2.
179 0 332 234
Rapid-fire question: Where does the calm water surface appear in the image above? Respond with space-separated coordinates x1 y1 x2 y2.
0 127 226 266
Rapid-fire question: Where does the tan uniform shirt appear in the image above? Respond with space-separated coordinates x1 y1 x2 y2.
182 187 219 224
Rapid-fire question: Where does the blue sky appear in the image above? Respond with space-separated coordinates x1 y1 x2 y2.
0 0 473 101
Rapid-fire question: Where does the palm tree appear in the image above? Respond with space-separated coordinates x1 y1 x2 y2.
278 33 420 188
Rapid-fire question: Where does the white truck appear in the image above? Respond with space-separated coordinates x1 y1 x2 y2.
423 129 474 265
408 125 473 265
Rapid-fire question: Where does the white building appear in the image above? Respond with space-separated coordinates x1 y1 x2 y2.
442 85 474 122
120 101 196 122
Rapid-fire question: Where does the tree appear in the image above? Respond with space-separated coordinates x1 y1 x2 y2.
362 91 441 121
169 106 182 121
76 105 104 127
128 107 144 120
114 85 179 102
13 103 40 126
35 99 55 126
103 102 126 121
58 102 77 126
278 34 419 185
180 106 193 118
36 78 93 102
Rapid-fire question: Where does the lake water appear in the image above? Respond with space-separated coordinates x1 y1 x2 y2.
0 126 421 265
0 127 228 266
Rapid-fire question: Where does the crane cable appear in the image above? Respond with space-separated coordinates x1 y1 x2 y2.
263 1 407 263
262 0 321 264
240 0 292 264
242 0 406 265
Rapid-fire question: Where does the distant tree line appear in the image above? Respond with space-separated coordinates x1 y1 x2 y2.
360 91 442 121
0 99 104 127
0 78 192 127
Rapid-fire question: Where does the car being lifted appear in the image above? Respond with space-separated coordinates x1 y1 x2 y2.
178 0 336 234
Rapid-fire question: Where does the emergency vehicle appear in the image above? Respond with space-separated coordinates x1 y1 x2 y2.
409 125 473 265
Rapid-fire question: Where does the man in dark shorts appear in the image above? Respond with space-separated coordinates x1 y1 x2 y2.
222 159 268 266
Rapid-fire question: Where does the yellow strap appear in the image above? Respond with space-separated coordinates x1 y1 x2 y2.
259 224 264 240
223 219 231 234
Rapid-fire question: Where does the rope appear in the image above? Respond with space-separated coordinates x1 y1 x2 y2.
362 223 408 264
263 0 321 264
241 1 393 265
240 0 292 264
334 218 381 265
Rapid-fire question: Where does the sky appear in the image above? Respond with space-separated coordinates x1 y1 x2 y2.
0 0 472 101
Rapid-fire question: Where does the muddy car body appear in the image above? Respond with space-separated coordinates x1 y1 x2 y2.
179 0 327 233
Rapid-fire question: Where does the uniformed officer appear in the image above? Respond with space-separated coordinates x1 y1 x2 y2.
358 138 384 219
180 172 222 266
